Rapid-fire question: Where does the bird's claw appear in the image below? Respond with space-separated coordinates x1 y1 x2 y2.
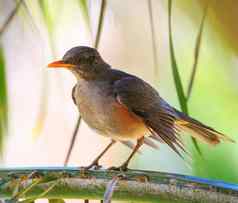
82 161 102 170
108 164 128 172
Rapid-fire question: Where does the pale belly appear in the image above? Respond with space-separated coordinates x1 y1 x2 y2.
74 80 148 141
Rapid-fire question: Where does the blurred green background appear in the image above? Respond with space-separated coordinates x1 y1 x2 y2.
0 1 238 201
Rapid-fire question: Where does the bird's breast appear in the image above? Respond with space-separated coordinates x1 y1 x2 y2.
74 80 148 140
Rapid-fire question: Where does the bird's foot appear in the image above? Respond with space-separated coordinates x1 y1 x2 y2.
81 161 102 170
108 164 128 172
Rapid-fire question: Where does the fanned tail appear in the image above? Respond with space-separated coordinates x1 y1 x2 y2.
174 110 235 145
145 99 234 159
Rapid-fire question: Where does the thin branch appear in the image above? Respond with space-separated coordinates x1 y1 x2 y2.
32 0 54 137
186 5 208 100
32 72 48 137
64 116 81 166
94 0 107 48
21 0 41 35
0 167 238 202
78 0 91 33
148 0 159 80
0 0 24 36
0 46 8 155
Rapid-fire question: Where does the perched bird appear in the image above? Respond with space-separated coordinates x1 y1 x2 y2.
48 46 234 171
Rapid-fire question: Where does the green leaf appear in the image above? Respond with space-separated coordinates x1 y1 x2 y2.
19 199 35 203
0 0 23 36
168 0 187 113
148 0 159 80
38 0 62 52
48 199 65 203
168 0 201 155
187 5 208 99
78 0 91 31
33 0 58 137
0 46 8 154
38 0 54 33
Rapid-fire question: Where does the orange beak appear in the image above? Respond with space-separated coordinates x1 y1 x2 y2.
47 60 76 68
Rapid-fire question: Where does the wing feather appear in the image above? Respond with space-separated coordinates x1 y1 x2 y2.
113 76 187 158
112 72 233 159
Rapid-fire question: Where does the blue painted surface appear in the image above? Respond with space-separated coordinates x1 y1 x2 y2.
179 174 238 191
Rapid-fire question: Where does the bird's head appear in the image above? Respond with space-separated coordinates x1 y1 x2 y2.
48 46 109 80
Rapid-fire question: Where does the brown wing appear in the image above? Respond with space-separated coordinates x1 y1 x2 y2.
113 76 186 158
113 75 234 159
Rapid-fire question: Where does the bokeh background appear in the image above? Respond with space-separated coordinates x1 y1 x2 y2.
1 0 238 201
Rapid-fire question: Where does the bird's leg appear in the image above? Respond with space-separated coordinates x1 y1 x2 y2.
84 139 116 169
109 137 144 171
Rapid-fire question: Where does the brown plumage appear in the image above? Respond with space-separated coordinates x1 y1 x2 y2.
48 46 234 170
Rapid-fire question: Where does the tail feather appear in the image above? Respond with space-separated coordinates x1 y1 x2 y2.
144 99 234 159
174 110 235 145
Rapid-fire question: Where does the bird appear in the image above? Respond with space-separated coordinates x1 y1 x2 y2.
48 46 234 171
